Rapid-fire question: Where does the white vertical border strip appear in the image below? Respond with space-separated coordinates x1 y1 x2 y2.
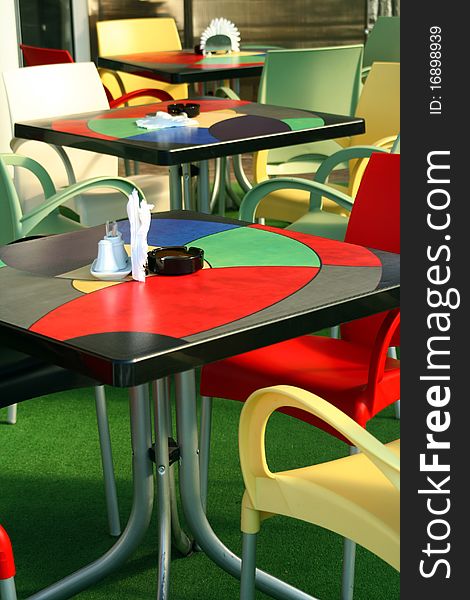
0 0 21 153
71 0 91 62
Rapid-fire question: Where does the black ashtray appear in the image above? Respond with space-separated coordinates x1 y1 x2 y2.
167 103 200 118
147 246 204 275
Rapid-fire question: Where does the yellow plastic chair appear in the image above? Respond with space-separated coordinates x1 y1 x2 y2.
96 17 188 103
239 385 400 600
252 62 400 225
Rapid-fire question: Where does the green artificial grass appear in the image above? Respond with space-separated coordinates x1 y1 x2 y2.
0 376 399 599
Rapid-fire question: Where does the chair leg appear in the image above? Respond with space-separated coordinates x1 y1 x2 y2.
6 404 17 425
0 578 17 600
387 347 400 419
199 395 213 512
163 378 193 556
341 538 357 600
240 532 258 600
94 385 121 537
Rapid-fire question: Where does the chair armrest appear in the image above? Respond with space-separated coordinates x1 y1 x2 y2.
369 135 399 151
367 309 400 404
313 145 390 186
21 177 145 236
10 137 77 186
98 68 126 97
312 145 390 208
239 385 400 505
239 177 354 222
109 88 174 108
214 86 241 100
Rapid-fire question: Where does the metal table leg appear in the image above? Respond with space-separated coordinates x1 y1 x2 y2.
210 158 222 213
199 395 213 512
197 160 211 214
218 157 227 216
174 370 313 600
182 164 193 210
153 380 172 600
94 385 121 537
26 385 154 600
169 166 183 210
164 378 193 556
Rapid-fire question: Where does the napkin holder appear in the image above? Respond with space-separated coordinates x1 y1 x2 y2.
200 18 241 55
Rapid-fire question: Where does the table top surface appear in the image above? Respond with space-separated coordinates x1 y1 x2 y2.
98 49 266 83
14 98 365 166
0 212 399 387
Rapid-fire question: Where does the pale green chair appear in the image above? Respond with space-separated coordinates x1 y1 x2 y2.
0 153 142 245
219 45 364 184
363 16 400 78
256 46 364 177
215 45 364 216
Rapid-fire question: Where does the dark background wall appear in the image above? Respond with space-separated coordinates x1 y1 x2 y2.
88 0 367 56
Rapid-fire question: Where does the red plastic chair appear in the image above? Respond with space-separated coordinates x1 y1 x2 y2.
19 43 173 106
201 153 400 434
0 525 16 600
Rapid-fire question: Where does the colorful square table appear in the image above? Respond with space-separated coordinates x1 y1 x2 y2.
97 50 266 85
0 211 399 599
14 98 364 213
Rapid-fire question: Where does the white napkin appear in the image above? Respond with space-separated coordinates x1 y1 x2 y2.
126 189 154 282
136 111 198 130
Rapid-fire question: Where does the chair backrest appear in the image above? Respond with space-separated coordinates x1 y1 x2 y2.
96 17 187 101
258 45 363 117
258 45 363 167
20 44 74 66
2 62 117 215
363 16 400 70
341 152 400 346
352 61 400 147
19 43 116 104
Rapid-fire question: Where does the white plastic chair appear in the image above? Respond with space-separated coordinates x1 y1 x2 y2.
2 62 169 227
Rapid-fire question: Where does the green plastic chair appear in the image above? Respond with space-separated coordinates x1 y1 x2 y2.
216 45 364 216
363 16 400 78
239 135 400 241
256 46 363 177
0 153 144 245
